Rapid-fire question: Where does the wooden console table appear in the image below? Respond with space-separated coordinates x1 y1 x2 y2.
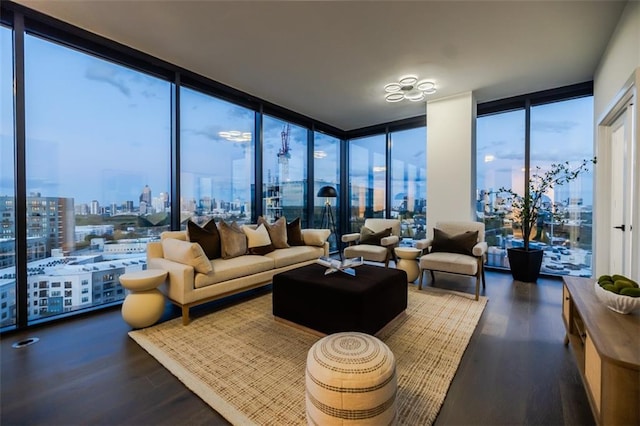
562 276 639 425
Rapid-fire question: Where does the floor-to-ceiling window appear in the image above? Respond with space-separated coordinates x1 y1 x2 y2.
0 25 16 327
476 92 594 277
313 131 340 250
530 97 595 276
23 34 171 322
348 135 386 232
390 127 427 243
180 87 255 227
262 115 308 226
476 109 525 268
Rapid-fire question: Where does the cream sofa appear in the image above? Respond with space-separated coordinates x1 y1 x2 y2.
147 228 330 325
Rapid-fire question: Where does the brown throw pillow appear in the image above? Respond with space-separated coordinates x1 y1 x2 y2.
430 228 478 256
360 226 392 246
218 220 248 259
258 216 290 249
286 217 305 246
187 219 221 260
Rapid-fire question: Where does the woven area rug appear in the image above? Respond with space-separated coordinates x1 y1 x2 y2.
129 287 487 425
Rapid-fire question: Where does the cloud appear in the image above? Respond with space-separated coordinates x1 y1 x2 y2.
532 119 578 133
191 125 220 140
85 64 131 97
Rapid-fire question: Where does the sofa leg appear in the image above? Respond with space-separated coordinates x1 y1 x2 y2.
430 270 435 283
182 306 191 326
418 269 424 290
475 275 480 301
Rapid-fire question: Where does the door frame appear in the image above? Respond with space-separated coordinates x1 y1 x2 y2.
595 69 639 281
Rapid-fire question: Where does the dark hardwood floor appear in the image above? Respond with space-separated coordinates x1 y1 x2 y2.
1 269 594 426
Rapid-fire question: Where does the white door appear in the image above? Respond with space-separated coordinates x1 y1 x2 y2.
608 109 633 276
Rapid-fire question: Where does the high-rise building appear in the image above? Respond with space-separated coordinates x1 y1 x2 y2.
140 185 152 205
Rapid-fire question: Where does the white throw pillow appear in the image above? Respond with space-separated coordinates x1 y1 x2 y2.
161 238 213 274
302 229 331 247
242 223 272 248
242 223 275 255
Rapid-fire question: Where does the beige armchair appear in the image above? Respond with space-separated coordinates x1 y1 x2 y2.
342 218 401 267
415 221 487 300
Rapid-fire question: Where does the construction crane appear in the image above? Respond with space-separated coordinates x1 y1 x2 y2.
277 123 291 181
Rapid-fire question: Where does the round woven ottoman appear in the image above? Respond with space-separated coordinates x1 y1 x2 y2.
305 332 397 425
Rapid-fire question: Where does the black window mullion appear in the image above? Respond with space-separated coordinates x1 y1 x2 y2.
385 128 392 219
13 12 27 329
170 74 180 231
306 128 315 227
253 109 263 223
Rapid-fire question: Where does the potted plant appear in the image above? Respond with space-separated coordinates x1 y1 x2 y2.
491 157 596 282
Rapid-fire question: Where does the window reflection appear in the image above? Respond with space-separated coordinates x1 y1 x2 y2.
262 116 307 227
314 131 340 250
22 34 171 323
0 26 16 328
390 127 427 243
531 98 594 276
348 135 386 233
180 87 254 226
476 97 594 277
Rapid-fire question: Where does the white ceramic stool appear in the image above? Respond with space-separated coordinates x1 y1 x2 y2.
394 247 421 282
305 332 397 425
119 269 167 329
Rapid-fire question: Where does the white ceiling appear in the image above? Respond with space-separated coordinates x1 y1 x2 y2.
14 0 627 131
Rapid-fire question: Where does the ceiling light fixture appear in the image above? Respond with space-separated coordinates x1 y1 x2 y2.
219 130 252 142
384 75 436 103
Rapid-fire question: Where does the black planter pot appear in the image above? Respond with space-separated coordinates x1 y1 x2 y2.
507 248 544 283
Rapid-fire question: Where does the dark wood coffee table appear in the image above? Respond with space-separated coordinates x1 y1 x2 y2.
272 263 407 335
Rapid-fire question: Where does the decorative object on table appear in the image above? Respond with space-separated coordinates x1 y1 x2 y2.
416 221 487 300
119 269 167 328
488 157 596 283
342 218 401 268
594 273 640 314
317 256 363 276
305 332 397 425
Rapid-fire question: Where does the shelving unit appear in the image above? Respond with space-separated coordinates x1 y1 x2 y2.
562 276 639 425
263 183 282 222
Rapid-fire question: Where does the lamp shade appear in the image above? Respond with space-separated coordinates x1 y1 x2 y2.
317 186 337 198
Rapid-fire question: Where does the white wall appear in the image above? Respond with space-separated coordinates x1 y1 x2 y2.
425 92 476 236
593 0 640 278
594 1 640 120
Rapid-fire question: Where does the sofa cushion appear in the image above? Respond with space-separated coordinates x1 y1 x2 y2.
258 216 290 249
431 228 478 256
187 219 221 260
286 217 305 246
264 246 326 269
219 220 248 259
344 244 388 263
302 229 331 247
242 223 275 255
194 255 275 288
419 252 478 275
161 238 213 274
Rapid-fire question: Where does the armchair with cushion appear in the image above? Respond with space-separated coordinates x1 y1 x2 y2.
415 221 487 300
342 218 401 268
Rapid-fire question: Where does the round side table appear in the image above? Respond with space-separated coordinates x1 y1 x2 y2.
119 269 167 329
394 247 422 283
